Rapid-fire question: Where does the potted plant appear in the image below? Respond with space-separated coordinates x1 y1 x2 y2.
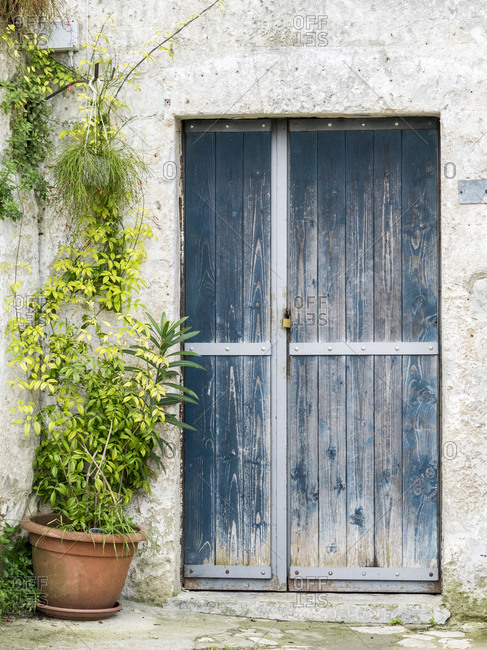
16 312 201 619
3 20 203 622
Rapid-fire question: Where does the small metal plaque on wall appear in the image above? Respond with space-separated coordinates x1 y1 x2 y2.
458 180 487 204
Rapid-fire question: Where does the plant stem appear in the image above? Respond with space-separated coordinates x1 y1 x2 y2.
114 0 222 100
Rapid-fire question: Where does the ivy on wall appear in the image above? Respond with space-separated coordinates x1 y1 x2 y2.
0 4 221 534
0 26 75 220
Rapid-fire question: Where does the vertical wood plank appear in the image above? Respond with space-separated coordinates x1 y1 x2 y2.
345 131 375 343
215 133 245 565
242 132 272 566
184 132 216 340
215 357 244 565
402 356 438 568
243 132 271 343
289 356 319 566
373 131 403 567
243 356 271 565
402 130 439 344
184 359 216 565
345 131 375 567
215 132 244 343
317 132 347 566
289 132 319 567
318 357 347 565
402 129 439 569
184 132 216 565
374 355 403 567
373 130 402 342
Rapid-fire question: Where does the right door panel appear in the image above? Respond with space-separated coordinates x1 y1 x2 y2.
288 123 440 592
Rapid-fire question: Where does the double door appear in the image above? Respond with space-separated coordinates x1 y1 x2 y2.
183 117 439 592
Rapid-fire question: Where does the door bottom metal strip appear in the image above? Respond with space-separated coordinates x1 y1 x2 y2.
290 567 438 581
185 565 272 579
289 342 438 356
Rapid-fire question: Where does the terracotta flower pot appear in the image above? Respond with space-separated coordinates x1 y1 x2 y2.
21 514 146 618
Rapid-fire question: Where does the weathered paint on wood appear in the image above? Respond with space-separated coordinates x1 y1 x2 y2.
215 356 244 565
214 133 245 565
243 356 271 565
184 132 216 565
316 132 347 566
185 120 439 590
402 130 438 343
373 130 403 568
374 355 403 567
401 129 439 568
345 131 375 567
289 132 319 567
287 126 439 578
184 130 272 575
242 132 272 565
318 356 347 566
184 358 216 565
402 355 438 568
184 132 216 341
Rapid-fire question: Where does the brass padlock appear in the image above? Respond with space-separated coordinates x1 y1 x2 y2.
282 318 292 329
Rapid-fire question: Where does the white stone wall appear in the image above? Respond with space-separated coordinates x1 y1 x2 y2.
2 0 487 617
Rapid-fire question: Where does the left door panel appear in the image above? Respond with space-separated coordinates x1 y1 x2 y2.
183 121 275 588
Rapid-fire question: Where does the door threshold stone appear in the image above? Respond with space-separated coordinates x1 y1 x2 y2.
165 590 450 625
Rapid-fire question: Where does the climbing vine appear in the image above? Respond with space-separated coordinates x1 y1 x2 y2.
0 6 225 533
0 26 75 220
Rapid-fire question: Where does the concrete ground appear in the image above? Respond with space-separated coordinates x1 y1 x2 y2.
2 600 487 650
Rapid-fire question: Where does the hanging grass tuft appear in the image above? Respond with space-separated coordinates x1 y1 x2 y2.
53 139 147 217
0 0 64 28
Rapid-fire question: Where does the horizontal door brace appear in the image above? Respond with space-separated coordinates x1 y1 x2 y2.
185 119 272 132
290 567 439 581
289 117 438 131
185 565 272 579
184 342 272 356
289 341 438 356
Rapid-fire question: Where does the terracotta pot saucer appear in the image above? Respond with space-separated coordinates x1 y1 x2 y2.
36 601 122 620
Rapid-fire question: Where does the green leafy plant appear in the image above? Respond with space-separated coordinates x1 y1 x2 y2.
428 616 437 627
388 618 405 626
0 523 40 616
1 10 239 540
47 204 152 311
8 304 202 533
2 22 207 535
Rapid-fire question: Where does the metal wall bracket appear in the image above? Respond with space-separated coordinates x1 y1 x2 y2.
458 180 487 204
290 567 439 581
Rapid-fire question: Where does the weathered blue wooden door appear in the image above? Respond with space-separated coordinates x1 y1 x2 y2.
183 120 282 589
183 118 440 592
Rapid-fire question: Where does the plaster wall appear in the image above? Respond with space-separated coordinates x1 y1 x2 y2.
1 0 487 618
